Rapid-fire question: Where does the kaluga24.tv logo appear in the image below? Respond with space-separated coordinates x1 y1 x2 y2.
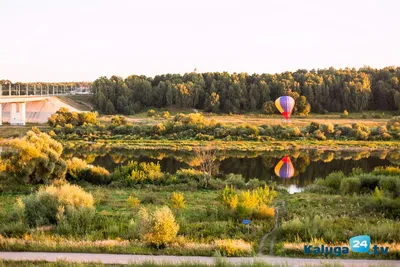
304 235 389 257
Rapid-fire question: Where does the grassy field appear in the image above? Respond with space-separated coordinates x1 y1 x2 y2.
1 182 398 259
0 124 50 139
98 111 392 128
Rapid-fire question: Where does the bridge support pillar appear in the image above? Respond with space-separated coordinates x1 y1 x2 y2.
10 102 26 126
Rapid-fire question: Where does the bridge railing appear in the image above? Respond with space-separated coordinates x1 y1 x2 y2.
0 84 92 97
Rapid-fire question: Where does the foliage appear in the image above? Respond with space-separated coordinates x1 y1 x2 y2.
214 239 253 256
387 116 400 132
137 206 179 248
48 108 97 127
110 115 127 126
221 185 277 218
175 169 205 183
221 186 239 210
23 183 94 227
66 157 111 185
340 177 361 195
170 192 186 210
1 130 66 184
373 166 400 176
92 67 400 114
316 171 346 191
224 173 246 189
126 194 141 208
112 161 163 185
262 101 275 114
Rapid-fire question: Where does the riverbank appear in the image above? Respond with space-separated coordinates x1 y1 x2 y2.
62 139 400 152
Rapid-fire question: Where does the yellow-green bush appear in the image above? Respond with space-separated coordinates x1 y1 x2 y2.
1 130 66 184
215 239 253 256
255 204 275 219
221 185 276 218
66 157 111 185
387 116 400 132
170 192 186 210
137 206 179 248
23 183 94 227
126 194 141 208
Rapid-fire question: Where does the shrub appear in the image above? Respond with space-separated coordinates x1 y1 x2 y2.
387 116 400 132
113 161 164 185
215 239 253 256
320 123 334 134
379 176 400 197
42 183 94 207
162 111 170 119
153 123 166 134
23 191 60 226
56 206 95 236
341 110 349 118
358 173 381 192
79 166 111 185
126 194 141 208
324 171 346 191
224 173 246 189
64 123 74 134
221 186 239 210
237 191 259 216
23 183 94 227
377 125 388 135
340 177 361 195
147 109 156 117
66 157 88 180
372 187 384 203
246 178 266 189
1 130 67 184
263 101 276 114
66 157 111 185
313 130 326 140
137 206 179 248
254 204 275 219
308 122 320 133
170 192 186 210
221 185 277 217
110 115 127 126
48 108 97 127
372 166 400 176
175 168 205 182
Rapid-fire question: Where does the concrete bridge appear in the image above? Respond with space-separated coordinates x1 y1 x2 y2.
0 84 81 126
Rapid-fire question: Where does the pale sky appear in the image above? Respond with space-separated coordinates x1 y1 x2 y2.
1 0 399 82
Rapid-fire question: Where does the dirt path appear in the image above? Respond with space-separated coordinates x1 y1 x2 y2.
0 252 398 266
258 201 286 255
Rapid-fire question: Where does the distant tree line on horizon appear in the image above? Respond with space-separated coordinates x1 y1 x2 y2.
91 67 400 115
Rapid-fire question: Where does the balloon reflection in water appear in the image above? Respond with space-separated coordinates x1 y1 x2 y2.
274 155 295 178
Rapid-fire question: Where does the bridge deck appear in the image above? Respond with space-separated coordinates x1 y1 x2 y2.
0 96 51 104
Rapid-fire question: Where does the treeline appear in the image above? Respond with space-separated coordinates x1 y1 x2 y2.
91 66 400 114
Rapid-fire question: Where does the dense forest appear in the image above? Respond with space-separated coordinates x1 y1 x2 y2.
91 66 400 115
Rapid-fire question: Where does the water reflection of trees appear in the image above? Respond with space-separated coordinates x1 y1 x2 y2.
62 145 398 187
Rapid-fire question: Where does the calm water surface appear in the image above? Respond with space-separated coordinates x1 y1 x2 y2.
62 147 400 191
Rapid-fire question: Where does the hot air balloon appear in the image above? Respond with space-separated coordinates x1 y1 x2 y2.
274 156 295 179
275 96 295 120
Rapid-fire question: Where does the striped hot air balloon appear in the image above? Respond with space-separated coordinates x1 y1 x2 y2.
274 156 295 179
275 96 295 120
